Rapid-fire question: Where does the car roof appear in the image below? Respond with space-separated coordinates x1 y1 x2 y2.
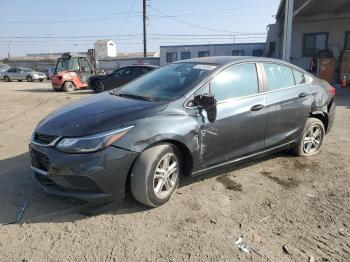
174 56 299 68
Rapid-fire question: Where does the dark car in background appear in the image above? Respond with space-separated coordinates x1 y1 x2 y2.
30 56 335 207
88 64 158 93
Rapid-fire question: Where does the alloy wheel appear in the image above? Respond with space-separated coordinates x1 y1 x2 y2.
303 125 323 154
153 153 178 199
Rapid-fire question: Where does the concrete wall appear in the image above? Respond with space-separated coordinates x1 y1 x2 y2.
160 43 266 66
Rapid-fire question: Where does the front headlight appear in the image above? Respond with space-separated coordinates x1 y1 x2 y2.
56 126 133 153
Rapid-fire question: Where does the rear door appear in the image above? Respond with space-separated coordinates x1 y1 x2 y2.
196 62 267 167
261 62 311 148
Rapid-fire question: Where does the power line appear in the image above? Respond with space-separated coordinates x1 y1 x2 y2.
118 0 137 34
148 6 240 34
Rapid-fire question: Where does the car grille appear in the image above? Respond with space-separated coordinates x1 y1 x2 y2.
34 133 58 145
31 149 50 172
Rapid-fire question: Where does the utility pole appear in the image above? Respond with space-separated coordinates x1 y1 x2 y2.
282 0 294 62
143 0 147 58
7 42 10 59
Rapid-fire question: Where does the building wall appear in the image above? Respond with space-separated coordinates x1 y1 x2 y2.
290 17 350 69
160 43 266 66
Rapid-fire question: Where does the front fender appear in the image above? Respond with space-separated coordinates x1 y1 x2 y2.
113 113 202 170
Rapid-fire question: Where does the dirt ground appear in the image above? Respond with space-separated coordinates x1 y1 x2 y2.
0 81 349 262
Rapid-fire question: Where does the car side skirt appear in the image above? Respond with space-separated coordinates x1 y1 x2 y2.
192 140 295 176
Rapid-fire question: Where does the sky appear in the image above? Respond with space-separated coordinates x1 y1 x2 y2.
0 0 280 58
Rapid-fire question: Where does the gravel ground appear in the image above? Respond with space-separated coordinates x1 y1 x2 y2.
0 81 349 262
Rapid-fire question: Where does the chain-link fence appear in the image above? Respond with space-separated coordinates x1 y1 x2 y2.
1 57 160 73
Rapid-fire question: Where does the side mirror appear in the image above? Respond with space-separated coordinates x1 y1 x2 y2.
194 93 216 108
194 93 217 123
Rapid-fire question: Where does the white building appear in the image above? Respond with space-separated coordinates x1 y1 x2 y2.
160 42 266 66
94 40 117 59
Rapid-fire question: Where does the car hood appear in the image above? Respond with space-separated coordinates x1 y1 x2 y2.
35 92 168 137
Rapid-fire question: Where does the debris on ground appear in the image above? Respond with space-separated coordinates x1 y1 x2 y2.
7 202 28 224
309 255 315 262
260 216 270 222
282 244 290 254
235 237 249 253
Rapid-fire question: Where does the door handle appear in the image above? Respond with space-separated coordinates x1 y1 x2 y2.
251 104 264 111
299 92 307 98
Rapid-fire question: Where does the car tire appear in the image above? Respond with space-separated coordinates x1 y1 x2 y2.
130 143 181 207
292 118 325 157
39 79 44 82
63 81 75 92
4 76 10 82
93 80 105 93
26 75 33 82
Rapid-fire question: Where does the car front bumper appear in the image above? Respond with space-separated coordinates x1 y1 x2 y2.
29 143 138 203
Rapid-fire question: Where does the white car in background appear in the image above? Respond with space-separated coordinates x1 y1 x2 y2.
0 67 46 82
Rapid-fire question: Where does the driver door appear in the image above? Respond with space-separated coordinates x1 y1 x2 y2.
196 63 267 168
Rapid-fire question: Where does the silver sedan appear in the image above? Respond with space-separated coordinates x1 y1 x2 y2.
0 67 46 82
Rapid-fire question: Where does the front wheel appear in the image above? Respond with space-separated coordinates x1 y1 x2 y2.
26 75 33 82
130 144 181 207
63 81 75 92
292 118 325 156
92 80 105 93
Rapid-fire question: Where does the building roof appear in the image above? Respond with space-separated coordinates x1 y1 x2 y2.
160 42 266 49
276 0 350 19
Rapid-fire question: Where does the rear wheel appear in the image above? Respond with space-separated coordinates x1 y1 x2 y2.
4 76 10 82
130 144 181 207
292 118 325 156
93 80 105 93
63 81 75 92
26 75 33 82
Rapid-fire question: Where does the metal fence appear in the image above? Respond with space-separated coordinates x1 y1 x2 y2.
1 57 160 72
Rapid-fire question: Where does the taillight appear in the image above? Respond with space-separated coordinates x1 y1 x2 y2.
330 86 336 97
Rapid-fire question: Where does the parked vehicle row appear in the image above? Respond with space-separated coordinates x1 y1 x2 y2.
49 52 158 93
30 56 335 207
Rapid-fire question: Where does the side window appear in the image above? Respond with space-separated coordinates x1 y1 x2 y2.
114 67 133 76
78 58 92 72
181 51 191 60
293 69 306 85
166 52 177 63
263 63 295 91
198 51 210 57
133 67 149 76
210 63 259 101
8 68 16 73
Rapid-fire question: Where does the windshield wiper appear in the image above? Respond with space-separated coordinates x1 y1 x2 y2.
117 93 153 101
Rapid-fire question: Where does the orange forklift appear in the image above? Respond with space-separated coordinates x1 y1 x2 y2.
51 52 94 92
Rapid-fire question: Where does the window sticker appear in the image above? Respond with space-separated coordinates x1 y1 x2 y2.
193 64 217 70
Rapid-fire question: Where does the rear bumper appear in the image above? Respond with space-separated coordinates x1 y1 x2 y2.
29 143 138 203
326 98 336 134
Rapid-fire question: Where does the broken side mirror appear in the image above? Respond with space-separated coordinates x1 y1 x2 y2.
194 93 217 123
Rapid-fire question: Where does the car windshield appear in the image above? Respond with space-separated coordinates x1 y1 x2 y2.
55 57 80 73
115 63 217 101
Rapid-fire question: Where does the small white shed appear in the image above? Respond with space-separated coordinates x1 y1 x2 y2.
94 40 117 59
